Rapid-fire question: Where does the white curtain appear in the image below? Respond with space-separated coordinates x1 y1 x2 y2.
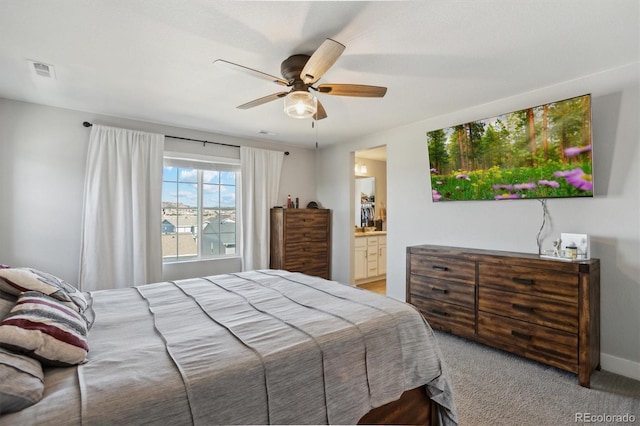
240 146 284 270
79 125 164 291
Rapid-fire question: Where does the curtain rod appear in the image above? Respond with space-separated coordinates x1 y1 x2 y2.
82 122 289 155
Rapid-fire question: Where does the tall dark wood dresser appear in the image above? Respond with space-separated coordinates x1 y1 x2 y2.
270 208 331 279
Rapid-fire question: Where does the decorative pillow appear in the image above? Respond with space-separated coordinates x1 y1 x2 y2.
0 347 44 414
0 267 87 313
0 291 89 366
0 296 14 320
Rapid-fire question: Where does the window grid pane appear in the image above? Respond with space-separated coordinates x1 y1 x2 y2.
162 162 237 262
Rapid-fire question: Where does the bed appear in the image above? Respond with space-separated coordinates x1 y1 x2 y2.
0 269 457 425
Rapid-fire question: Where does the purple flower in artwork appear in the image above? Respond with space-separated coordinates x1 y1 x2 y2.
494 193 520 200
554 169 579 178
432 189 442 202
493 184 513 191
564 144 592 157
514 183 537 190
430 168 439 173
565 168 593 191
553 168 593 191
456 174 471 181
538 179 560 188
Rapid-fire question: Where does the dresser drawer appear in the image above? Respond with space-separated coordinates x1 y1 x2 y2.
285 211 329 228
411 295 475 339
409 255 475 286
409 274 475 308
478 312 578 368
284 255 328 273
285 227 328 242
285 241 328 258
479 263 578 303
479 287 578 333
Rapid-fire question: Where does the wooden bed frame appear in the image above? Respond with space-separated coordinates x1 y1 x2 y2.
358 386 436 425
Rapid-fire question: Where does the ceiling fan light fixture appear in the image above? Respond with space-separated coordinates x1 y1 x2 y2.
284 91 317 119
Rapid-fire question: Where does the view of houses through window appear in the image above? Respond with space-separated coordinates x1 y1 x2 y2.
162 161 238 262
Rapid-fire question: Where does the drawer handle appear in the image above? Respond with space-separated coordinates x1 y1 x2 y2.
431 287 448 294
431 309 447 316
512 304 534 313
512 277 534 285
432 266 449 272
303 233 311 238
511 330 532 340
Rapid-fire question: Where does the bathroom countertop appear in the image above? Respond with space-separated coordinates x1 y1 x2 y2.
354 231 387 237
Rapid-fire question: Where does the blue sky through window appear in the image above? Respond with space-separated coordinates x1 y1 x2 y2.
163 166 236 208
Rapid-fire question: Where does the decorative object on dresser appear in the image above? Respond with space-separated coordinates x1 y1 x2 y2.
407 244 600 387
270 208 331 279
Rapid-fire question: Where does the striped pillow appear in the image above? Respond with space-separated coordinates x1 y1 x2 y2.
0 296 14 320
0 291 89 366
0 267 88 313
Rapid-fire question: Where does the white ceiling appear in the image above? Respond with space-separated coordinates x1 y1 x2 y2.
0 1 638 149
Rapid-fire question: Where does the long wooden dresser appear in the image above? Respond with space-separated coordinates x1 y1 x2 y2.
406 244 600 387
270 208 331 279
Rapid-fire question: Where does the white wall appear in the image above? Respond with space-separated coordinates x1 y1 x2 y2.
0 98 317 283
317 63 640 380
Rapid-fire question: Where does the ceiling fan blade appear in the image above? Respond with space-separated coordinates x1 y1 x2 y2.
300 38 346 85
314 100 327 120
214 59 288 86
237 92 288 110
317 84 387 97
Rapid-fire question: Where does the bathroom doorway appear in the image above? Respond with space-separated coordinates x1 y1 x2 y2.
352 146 387 294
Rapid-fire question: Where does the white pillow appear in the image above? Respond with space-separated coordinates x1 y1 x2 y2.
0 267 87 313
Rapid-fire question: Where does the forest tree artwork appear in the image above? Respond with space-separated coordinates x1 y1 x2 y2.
427 94 593 202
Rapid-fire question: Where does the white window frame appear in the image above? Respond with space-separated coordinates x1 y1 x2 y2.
162 151 241 263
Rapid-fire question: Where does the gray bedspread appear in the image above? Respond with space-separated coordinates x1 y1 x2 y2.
0 270 457 425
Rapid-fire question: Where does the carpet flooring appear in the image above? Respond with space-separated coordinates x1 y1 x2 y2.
434 330 640 425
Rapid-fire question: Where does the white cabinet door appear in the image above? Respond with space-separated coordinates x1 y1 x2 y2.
377 235 387 275
354 238 368 280
367 236 379 278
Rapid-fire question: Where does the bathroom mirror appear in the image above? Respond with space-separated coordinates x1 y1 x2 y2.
355 177 375 227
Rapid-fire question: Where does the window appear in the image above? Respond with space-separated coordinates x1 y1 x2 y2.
161 154 240 262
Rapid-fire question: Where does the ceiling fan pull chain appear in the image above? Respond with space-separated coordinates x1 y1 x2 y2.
313 119 318 149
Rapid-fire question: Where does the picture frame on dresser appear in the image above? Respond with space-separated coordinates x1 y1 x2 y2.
407 244 600 387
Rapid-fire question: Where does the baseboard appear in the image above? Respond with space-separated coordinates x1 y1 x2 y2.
600 353 640 381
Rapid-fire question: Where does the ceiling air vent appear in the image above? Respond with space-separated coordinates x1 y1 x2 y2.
28 60 56 79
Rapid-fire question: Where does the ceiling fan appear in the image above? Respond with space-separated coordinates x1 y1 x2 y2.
214 38 387 120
